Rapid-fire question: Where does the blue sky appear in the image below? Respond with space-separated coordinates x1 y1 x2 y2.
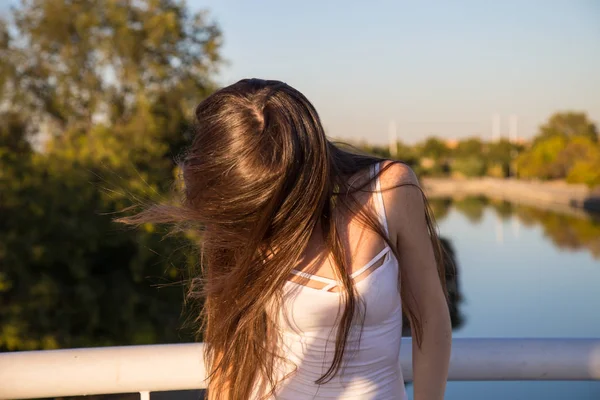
193 0 600 143
2 0 599 143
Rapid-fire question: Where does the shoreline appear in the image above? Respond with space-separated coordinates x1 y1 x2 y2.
421 178 600 218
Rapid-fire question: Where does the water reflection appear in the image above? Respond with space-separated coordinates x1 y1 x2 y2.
431 197 600 259
402 235 465 335
424 196 600 400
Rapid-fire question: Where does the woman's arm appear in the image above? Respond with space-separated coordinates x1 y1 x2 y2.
382 161 451 400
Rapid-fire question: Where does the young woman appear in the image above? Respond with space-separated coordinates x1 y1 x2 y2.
121 79 451 399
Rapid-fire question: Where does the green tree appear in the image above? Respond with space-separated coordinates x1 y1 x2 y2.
517 113 600 186
0 0 222 350
419 137 450 160
562 137 600 187
453 137 483 158
516 136 567 179
390 140 418 165
4 0 221 155
487 139 522 177
535 112 598 144
416 137 451 176
449 138 486 177
451 156 486 177
487 139 514 165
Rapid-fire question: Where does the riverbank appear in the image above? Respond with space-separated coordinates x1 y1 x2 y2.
421 178 600 217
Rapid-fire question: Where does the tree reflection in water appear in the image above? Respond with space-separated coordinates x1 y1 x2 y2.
431 196 600 260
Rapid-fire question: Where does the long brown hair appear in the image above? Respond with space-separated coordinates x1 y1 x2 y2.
118 79 446 399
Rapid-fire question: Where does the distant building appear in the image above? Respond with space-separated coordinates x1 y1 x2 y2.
420 157 436 169
511 137 528 145
444 139 459 149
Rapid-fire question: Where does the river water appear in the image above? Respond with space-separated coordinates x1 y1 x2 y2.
406 198 600 400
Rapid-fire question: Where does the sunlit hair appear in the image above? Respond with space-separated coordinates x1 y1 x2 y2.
118 79 447 399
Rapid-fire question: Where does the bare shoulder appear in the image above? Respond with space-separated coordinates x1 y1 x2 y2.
378 160 420 189
378 160 427 242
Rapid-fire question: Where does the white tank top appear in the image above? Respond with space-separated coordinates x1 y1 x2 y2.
261 163 407 399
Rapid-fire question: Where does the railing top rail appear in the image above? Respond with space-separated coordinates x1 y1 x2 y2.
1 338 599 399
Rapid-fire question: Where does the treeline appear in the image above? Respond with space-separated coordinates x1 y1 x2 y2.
353 112 600 188
1 0 222 350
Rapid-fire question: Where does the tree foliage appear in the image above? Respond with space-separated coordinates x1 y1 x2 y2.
419 137 450 160
1 0 222 350
452 137 483 159
564 138 600 187
535 111 598 144
5 0 221 131
451 156 486 178
517 112 600 187
516 136 567 179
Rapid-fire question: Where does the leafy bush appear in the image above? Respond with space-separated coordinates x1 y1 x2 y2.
451 156 487 178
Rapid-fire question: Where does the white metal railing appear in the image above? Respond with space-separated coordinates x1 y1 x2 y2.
1 338 599 399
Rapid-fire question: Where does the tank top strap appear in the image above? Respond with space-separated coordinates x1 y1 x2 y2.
289 269 339 292
290 269 336 285
371 162 390 236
